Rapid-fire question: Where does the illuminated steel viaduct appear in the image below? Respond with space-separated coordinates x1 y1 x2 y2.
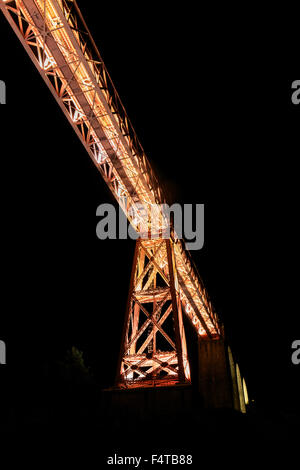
1 0 248 406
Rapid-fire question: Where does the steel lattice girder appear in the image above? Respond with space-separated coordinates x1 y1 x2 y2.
0 0 221 339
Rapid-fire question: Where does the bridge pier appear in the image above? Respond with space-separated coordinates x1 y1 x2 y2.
198 338 246 411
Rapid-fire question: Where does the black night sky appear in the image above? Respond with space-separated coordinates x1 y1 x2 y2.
0 1 299 446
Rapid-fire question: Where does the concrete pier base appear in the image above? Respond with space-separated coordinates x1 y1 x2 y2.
198 338 238 409
101 384 194 421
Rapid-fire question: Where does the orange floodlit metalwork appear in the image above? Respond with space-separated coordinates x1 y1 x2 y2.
1 0 222 388
116 238 191 388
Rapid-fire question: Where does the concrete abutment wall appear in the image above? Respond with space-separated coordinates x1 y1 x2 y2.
198 338 248 412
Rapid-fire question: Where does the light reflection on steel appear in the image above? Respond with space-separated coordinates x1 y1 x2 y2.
1 0 222 388
116 239 191 388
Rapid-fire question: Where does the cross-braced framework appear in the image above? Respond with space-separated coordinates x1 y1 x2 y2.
117 239 190 388
1 0 223 389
